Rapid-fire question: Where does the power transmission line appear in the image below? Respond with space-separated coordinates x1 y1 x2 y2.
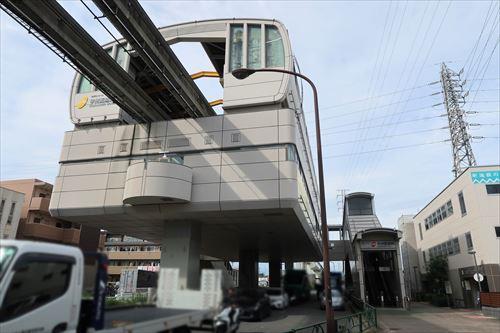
315 114 446 135
314 127 449 147
322 139 450 159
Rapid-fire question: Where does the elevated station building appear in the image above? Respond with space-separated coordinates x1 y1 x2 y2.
47 19 322 289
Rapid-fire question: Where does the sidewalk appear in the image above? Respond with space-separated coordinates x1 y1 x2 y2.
376 302 500 333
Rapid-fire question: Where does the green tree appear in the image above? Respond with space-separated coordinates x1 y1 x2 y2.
424 255 449 294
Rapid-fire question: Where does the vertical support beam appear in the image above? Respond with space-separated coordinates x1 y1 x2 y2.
269 259 282 287
160 221 201 290
239 249 258 289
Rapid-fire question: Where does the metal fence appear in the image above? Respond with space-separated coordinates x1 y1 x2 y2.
283 295 377 333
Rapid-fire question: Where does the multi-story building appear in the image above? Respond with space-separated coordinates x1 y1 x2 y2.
0 179 81 244
413 165 500 307
0 187 24 239
103 234 161 282
397 215 420 298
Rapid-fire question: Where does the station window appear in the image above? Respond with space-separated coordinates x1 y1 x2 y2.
229 25 244 71
265 26 284 68
115 46 127 68
495 226 500 238
247 25 262 69
77 76 94 94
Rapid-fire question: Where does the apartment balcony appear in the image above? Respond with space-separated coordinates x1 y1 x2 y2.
21 223 80 245
29 197 51 213
106 250 161 261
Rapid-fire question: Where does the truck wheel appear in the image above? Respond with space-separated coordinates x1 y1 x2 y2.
171 326 191 333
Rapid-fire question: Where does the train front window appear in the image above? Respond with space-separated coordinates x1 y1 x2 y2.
247 25 261 69
229 25 243 71
265 26 284 68
116 45 127 68
77 76 93 94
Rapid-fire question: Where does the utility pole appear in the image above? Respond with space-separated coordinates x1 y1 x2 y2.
440 63 477 177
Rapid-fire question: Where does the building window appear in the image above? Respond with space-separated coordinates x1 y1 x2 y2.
38 193 46 198
247 25 261 69
6 202 16 225
33 218 41 224
458 191 467 216
418 223 423 240
265 26 284 68
465 232 473 250
286 144 298 162
425 200 454 230
229 25 244 71
423 251 427 264
495 226 500 238
0 199 5 215
486 184 500 194
230 132 241 143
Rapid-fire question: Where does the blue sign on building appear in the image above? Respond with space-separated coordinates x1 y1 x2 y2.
471 170 500 184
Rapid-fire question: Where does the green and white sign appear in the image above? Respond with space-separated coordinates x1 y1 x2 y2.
471 170 500 184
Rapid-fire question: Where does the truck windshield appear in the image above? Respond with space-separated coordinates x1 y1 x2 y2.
0 246 17 281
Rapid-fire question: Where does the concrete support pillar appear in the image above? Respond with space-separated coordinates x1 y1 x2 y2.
238 249 258 289
160 221 201 290
285 261 294 270
269 259 282 287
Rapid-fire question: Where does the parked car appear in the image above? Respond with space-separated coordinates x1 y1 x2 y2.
320 289 345 311
265 287 289 310
235 288 271 321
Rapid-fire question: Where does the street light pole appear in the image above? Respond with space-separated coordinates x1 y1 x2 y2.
232 68 335 332
469 251 483 304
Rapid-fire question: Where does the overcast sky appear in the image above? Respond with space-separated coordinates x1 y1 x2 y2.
1 0 499 238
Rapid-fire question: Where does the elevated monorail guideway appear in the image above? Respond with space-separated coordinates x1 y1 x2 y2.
1 0 165 123
92 0 214 119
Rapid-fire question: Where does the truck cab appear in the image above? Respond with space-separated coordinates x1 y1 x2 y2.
0 240 84 333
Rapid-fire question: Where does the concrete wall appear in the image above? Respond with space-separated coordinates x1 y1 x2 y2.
398 215 420 295
0 187 24 239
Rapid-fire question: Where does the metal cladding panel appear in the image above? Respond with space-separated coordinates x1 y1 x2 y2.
70 127 116 145
61 174 109 192
279 161 298 180
220 162 279 182
135 122 168 139
167 117 223 136
184 152 221 168
63 161 111 176
191 166 221 185
279 179 298 201
220 180 279 202
222 127 279 148
222 110 278 130
221 148 279 165
278 125 296 144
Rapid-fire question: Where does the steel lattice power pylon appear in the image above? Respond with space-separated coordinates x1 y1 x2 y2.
440 63 477 177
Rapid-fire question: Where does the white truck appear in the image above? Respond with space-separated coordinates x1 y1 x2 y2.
0 240 217 333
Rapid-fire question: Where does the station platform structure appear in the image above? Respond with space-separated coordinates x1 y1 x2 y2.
330 192 406 307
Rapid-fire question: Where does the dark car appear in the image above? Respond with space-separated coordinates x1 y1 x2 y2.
235 288 271 321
